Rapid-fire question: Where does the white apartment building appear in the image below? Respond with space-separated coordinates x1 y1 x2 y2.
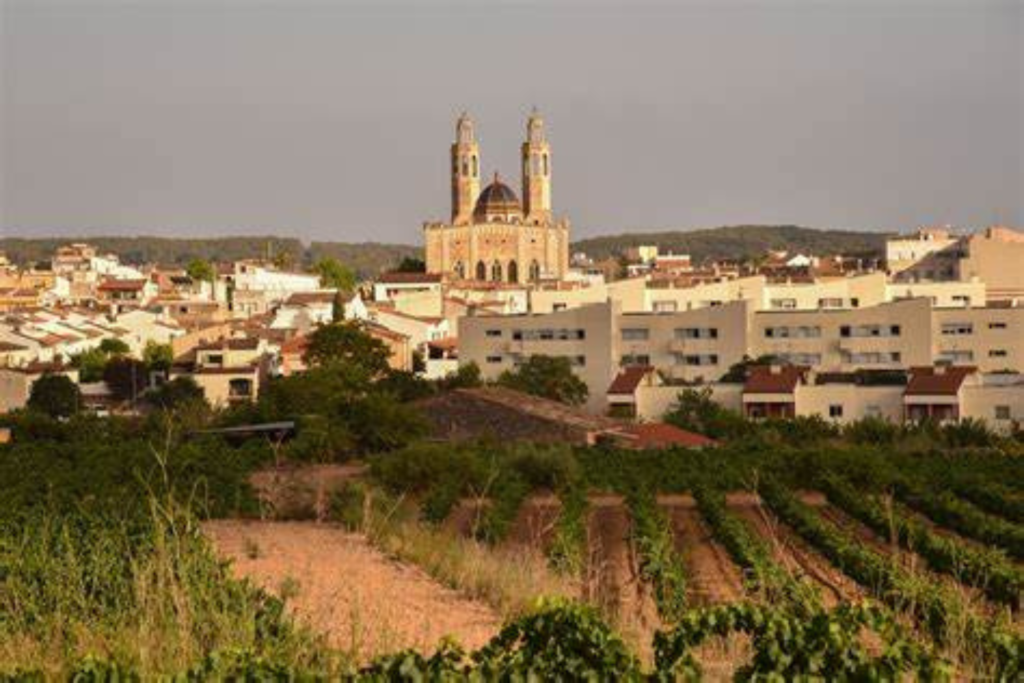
460 298 1024 418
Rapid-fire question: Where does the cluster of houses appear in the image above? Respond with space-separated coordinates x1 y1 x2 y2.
1 225 1023 434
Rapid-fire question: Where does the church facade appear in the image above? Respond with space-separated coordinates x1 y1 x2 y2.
424 112 570 284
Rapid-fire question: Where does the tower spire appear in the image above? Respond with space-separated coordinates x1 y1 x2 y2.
451 112 481 225
521 109 551 224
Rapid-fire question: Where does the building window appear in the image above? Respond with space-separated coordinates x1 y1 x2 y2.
228 378 253 399
621 354 651 366
491 261 503 282
941 323 973 335
621 328 649 341
989 349 1007 358
770 298 797 309
476 261 486 280
952 295 970 306
485 329 502 337
840 325 850 338
486 355 503 364
454 261 465 279
829 404 843 418
995 405 1011 420
818 298 844 309
529 260 541 281
652 300 678 313
989 322 1007 330
937 349 973 363
675 327 717 340
552 303 567 311
507 260 518 283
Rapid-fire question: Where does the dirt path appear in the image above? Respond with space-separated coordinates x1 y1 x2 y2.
658 496 746 606
204 520 500 662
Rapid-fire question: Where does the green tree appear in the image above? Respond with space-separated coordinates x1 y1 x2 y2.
395 256 426 273
303 321 391 376
145 376 207 411
72 348 110 382
27 374 81 418
186 258 216 282
103 357 149 403
663 387 749 440
143 341 174 371
313 257 356 292
497 355 589 406
98 338 130 356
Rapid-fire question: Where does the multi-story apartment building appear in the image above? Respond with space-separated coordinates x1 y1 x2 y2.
460 298 1024 418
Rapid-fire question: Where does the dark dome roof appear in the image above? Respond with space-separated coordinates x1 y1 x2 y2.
474 174 522 222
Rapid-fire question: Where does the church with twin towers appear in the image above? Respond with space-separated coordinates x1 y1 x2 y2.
424 111 570 284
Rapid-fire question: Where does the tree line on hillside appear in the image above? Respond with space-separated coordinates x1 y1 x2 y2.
0 236 421 278
573 225 891 262
2 225 892 277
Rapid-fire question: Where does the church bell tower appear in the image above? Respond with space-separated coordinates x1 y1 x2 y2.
521 109 552 225
451 113 480 226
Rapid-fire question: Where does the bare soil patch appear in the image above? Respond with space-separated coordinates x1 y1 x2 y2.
660 498 746 606
204 520 499 662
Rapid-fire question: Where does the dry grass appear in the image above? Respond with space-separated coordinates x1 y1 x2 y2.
361 491 580 620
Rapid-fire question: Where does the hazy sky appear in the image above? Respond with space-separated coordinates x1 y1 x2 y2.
1 0 1021 243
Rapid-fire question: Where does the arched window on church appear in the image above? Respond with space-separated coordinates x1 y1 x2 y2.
476 261 486 281
543 154 549 176
491 261 503 282
529 259 541 281
507 260 518 283
454 261 465 279
461 157 469 176
472 156 478 178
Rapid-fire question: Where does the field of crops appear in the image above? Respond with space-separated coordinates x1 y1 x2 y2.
365 441 1024 679
2 413 1023 679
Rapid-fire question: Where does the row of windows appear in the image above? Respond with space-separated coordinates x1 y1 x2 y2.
511 328 586 341
620 327 719 340
778 352 823 366
840 324 901 338
941 323 973 336
841 351 902 364
454 259 541 283
672 353 719 366
764 326 821 339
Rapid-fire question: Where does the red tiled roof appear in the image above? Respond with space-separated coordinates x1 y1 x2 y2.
195 337 260 351
428 337 458 351
607 365 654 395
905 366 976 396
285 291 337 305
98 279 147 291
279 335 308 355
743 365 808 394
616 422 716 449
377 272 442 284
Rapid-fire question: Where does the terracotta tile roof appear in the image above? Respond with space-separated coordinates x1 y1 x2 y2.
195 337 261 351
285 291 337 305
905 366 976 396
427 337 458 351
279 334 308 355
377 272 442 284
363 321 410 342
615 422 716 449
743 365 808 394
607 365 655 395
98 279 147 292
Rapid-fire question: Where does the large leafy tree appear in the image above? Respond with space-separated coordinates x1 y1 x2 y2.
497 355 589 406
663 387 749 440
143 341 174 371
27 374 81 418
313 257 356 292
186 258 216 283
72 348 110 383
98 338 130 356
303 321 391 376
103 357 150 403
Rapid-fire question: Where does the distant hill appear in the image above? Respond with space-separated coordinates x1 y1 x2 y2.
1 225 889 277
572 225 892 263
0 236 421 278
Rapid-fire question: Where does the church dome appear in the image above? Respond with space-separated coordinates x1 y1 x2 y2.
474 173 522 223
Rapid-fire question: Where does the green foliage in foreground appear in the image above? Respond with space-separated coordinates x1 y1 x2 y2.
497 354 589 406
